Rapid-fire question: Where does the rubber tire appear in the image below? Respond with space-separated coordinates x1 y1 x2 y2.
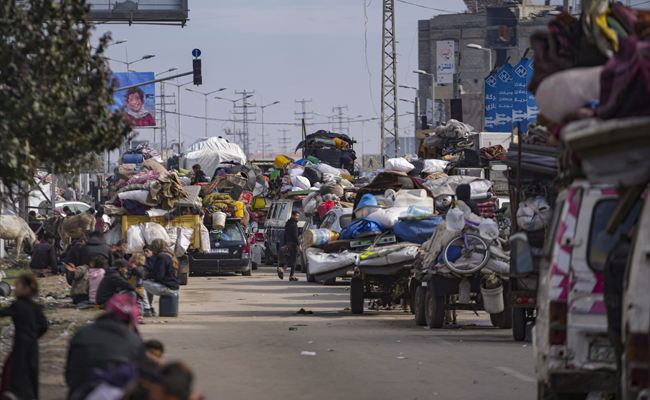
323 277 336 285
179 256 189 286
252 262 258 271
513 308 527 341
425 286 445 328
180 272 188 286
242 263 252 276
350 277 364 315
414 286 427 326
409 278 421 315
305 258 316 282
264 246 274 266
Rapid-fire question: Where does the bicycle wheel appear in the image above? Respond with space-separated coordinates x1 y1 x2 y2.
442 234 490 274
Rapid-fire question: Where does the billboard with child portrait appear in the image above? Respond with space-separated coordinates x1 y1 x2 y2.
111 72 156 127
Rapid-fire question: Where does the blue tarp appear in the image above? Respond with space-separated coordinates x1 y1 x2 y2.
393 217 444 245
356 193 378 209
340 218 385 240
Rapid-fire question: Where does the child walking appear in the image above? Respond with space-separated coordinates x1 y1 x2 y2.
0 273 48 400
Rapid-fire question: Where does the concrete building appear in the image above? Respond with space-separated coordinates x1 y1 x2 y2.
417 0 558 131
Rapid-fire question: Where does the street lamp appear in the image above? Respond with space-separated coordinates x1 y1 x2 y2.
414 69 436 126
104 54 155 71
259 101 281 159
186 88 227 137
156 67 178 77
108 39 127 47
466 44 493 73
215 94 254 146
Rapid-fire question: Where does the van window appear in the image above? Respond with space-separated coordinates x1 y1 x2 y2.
269 204 278 220
588 199 642 271
210 223 244 244
278 203 288 220
543 199 565 258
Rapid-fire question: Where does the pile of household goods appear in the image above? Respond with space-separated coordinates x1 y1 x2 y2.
294 130 357 174
180 137 247 179
302 171 439 281
420 119 475 157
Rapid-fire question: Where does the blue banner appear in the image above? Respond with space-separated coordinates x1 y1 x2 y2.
513 58 528 133
111 72 156 127
484 73 497 132
495 64 513 132
526 57 539 125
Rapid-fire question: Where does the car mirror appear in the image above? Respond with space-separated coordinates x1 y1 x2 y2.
509 232 535 274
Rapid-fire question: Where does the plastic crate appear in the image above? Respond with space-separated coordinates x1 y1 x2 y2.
492 181 509 194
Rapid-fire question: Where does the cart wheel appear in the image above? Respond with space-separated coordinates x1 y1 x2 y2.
414 286 427 326
425 286 445 328
512 308 526 341
409 278 421 315
350 276 364 315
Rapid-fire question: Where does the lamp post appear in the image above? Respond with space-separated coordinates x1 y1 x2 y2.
400 84 421 131
156 67 177 77
164 80 193 160
259 101 280 159
466 44 493 73
104 54 155 72
216 95 254 146
186 88 227 137
414 69 437 126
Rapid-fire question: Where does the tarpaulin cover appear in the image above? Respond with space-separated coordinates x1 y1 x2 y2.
307 249 358 276
393 217 444 244
295 130 353 150
339 218 385 240
182 137 247 177
356 193 378 209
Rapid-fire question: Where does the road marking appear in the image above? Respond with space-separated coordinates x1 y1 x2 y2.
496 367 536 383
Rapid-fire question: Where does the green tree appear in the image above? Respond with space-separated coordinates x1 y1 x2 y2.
0 0 131 197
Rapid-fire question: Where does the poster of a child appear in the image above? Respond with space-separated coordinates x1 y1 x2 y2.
111 72 156 127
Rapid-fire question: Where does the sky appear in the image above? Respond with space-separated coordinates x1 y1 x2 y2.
92 0 468 159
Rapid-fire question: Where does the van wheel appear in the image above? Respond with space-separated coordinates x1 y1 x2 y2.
350 277 364 314
425 287 445 328
414 286 427 326
305 260 316 282
265 246 274 265
513 308 526 341
242 264 252 277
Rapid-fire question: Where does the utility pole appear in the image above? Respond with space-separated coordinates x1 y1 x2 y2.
294 99 314 128
235 90 256 157
278 129 291 153
380 0 399 165
332 105 348 134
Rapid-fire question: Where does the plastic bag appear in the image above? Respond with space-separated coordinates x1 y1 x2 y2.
386 158 415 173
318 201 336 219
199 223 211 253
366 207 408 229
446 207 465 231
307 250 358 276
104 222 122 245
339 218 385 240
304 199 318 216
303 167 323 186
293 176 311 190
315 163 341 175
143 222 172 246
478 218 499 241
422 159 449 174
176 227 194 257
289 167 304 179
166 226 178 250
126 224 146 254
393 217 444 244
356 193 378 209
517 197 552 231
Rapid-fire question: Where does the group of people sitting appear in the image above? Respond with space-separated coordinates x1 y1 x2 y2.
30 229 180 318
0 274 200 400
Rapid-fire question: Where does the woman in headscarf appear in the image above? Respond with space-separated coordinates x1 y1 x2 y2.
141 239 179 317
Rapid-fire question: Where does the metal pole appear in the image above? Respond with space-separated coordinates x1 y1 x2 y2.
261 106 266 159
50 165 56 216
178 84 182 160
204 94 208 137
488 50 492 72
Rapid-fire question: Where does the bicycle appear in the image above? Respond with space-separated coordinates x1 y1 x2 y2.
442 217 493 275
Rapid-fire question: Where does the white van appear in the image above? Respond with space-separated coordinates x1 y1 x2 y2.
532 181 642 399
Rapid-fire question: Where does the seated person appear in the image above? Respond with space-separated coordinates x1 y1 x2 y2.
65 261 89 305
144 339 165 366
82 230 113 266
142 245 156 273
63 206 75 217
190 164 208 184
96 260 143 306
88 256 108 304
141 239 180 317
30 232 58 275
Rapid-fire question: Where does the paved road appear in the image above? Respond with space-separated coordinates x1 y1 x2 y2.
141 266 536 400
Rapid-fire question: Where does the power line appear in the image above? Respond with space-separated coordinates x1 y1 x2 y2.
395 0 451 13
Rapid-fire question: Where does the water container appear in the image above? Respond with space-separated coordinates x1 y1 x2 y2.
123 153 144 164
480 281 505 314
478 219 499 241
303 229 339 248
275 155 290 168
405 205 433 217
212 212 226 230
393 190 434 209
159 292 179 317
446 208 465 231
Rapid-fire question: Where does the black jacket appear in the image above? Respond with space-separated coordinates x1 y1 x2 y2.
95 268 137 305
148 254 180 290
66 314 144 398
284 218 300 246
81 236 114 266
65 240 85 285
30 242 57 273
193 170 208 184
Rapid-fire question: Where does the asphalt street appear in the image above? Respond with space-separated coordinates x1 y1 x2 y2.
141 266 536 400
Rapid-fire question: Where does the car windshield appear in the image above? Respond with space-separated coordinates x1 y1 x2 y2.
210 223 244 246
588 199 642 271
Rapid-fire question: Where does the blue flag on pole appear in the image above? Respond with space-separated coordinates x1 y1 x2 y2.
495 64 513 132
484 73 497 132
526 57 539 124
513 58 528 133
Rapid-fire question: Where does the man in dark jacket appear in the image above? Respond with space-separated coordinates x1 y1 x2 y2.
65 294 145 398
65 236 87 285
81 230 114 266
95 260 143 306
456 184 480 216
142 239 179 317
30 232 58 275
190 164 208 184
603 224 635 400
278 211 302 281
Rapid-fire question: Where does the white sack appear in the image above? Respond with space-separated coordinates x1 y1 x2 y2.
307 249 358 276
181 137 247 177
293 176 311 190
386 158 415 173
118 190 158 206
359 246 419 266
517 197 553 231
536 67 603 123
199 223 210 253
104 222 122 245
289 168 304 179
143 222 172 246
165 226 178 250
422 159 449 174
366 207 409 229
176 227 194 257
126 224 146 254
315 163 341 176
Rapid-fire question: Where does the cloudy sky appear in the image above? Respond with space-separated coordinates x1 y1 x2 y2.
92 1 471 158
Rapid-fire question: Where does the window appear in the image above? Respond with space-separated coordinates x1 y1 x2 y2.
268 204 277 220
278 203 288 220
76 203 90 212
210 223 244 245
319 213 337 230
291 202 307 222
588 199 642 271
339 214 352 229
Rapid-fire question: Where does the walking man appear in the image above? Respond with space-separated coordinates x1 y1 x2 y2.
278 211 302 281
